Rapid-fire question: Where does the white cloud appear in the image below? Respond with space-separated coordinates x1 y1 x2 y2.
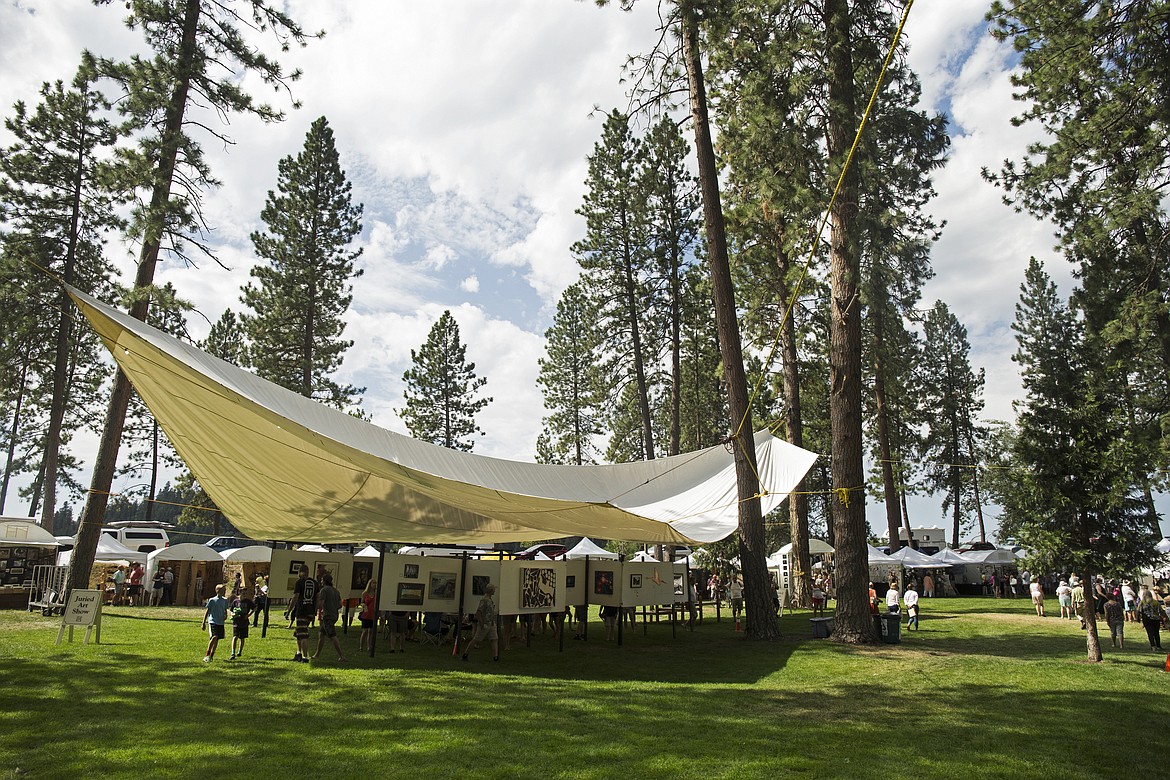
460 275 480 294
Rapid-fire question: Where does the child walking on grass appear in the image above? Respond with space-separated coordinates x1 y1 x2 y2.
201 585 229 662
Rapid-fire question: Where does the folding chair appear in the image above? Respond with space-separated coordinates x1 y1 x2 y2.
419 612 447 646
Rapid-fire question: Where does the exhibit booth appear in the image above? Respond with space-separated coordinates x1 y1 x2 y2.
0 518 60 609
148 544 224 606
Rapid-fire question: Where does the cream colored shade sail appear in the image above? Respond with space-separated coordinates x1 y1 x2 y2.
69 286 818 545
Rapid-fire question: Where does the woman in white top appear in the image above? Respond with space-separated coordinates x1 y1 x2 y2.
903 584 920 630
886 584 900 614
1029 577 1045 617
1056 580 1073 619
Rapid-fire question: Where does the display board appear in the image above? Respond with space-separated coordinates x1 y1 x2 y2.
562 559 586 606
378 554 469 613
498 560 565 614
619 561 675 607
56 589 102 645
0 544 55 587
269 548 353 599
461 558 502 607
586 560 622 608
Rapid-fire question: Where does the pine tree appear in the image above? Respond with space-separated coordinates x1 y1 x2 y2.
400 311 492 451
918 301 987 546
573 110 661 462
242 116 364 410
992 258 1157 662
536 283 603 465
69 0 315 592
0 60 124 529
987 0 1170 533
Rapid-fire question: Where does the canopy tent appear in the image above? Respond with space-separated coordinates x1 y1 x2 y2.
630 550 659 562
930 548 970 566
148 543 225 606
564 538 618 559
220 545 273 563
355 545 382 558
867 545 900 565
774 539 835 558
889 546 950 568
57 533 147 568
1155 538 1170 555
961 548 1017 565
0 518 60 547
68 286 818 545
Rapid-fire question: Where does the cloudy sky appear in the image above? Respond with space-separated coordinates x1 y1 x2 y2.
6 1 1126 538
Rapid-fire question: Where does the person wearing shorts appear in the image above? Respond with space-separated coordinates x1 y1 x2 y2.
311 573 347 662
358 579 378 652
1029 576 1045 617
201 584 229 662
291 566 316 663
461 584 499 662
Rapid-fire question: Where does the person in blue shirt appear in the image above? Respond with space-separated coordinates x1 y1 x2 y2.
201 584 230 662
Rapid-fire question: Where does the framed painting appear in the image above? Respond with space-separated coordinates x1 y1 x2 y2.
403 563 419 579
288 559 306 576
313 560 337 583
396 582 425 606
565 575 576 589
472 574 491 596
430 571 457 600
629 573 642 589
350 561 374 591
594 570 614 596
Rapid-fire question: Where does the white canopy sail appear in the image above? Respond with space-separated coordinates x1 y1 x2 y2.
69 287 818 545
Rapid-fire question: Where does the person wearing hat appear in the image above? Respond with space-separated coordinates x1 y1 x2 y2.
1029 576 1045 617
1056 579 1073 620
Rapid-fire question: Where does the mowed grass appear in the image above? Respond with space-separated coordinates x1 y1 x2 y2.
1 598 1166 780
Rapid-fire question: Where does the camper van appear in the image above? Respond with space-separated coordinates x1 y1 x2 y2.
101 523 170 553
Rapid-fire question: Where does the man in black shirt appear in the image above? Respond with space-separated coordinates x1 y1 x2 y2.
292 566 316 663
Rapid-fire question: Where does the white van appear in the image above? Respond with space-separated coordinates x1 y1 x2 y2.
101 524 170 553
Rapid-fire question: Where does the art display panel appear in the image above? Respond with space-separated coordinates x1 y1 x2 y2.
269 549 353 598
619 562 675 606
498 560 565 614
461 558 501 605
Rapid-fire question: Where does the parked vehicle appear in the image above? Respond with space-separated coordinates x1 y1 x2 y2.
204 536 251 552
101 523 170 553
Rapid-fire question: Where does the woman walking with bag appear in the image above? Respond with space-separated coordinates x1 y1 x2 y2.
1137 590 1166 651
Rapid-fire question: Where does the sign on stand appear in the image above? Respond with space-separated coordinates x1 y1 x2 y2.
56 589 103 645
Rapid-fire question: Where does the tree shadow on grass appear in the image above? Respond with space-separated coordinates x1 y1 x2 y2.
2 647 1168 780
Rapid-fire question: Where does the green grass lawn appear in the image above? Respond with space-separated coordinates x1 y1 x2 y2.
1 597 1166 779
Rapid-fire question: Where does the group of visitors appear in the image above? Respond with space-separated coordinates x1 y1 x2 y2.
868 577 921 630
1086 575 1170 652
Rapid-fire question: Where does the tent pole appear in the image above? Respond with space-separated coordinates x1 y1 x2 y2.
371 542 387 659
454 553 469 655
583 557 590 643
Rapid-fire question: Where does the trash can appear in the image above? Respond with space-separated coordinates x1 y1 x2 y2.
881 612 901 644
810 616 834 638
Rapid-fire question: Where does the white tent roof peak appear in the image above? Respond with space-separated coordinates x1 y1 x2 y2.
67 286 819 545
220 545 273 562
774 539 835 557
889 546 950 568
565 538 619 559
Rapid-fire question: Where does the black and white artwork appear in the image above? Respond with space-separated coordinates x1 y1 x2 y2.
350 561 373 590
521 567 556 609
472 575 491 596
403 563 419 579
629 573 642 589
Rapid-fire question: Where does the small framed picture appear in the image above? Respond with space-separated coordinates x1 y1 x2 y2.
565 575 576 589
472 575 491 596
396 582 425 606
430 571 457 600
629 573 642 589
403 563 419 579
13 547 27 557
288 559 306 576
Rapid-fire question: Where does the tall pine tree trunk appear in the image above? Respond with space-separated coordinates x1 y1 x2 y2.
872 308 902 552
0 349 31 513
69 0 202 592
824 0 875 643
39 88 89 535
777 247 811 608
681 1 778 640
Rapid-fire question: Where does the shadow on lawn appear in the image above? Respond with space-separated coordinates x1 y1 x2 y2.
3 648 1168 780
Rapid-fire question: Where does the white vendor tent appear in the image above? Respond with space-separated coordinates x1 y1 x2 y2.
220 545 273 563
565 538 618 559
1155 538 1170 555
57 533 147 568
630 550 659 562
67 286 818 545
768 539 834 593
0 518 59 548
930 548 970 566
890 546 950 568
867 545 900 565
961 548 1017 565
355 545 381 558
148 543 225 606
296 544 329 553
